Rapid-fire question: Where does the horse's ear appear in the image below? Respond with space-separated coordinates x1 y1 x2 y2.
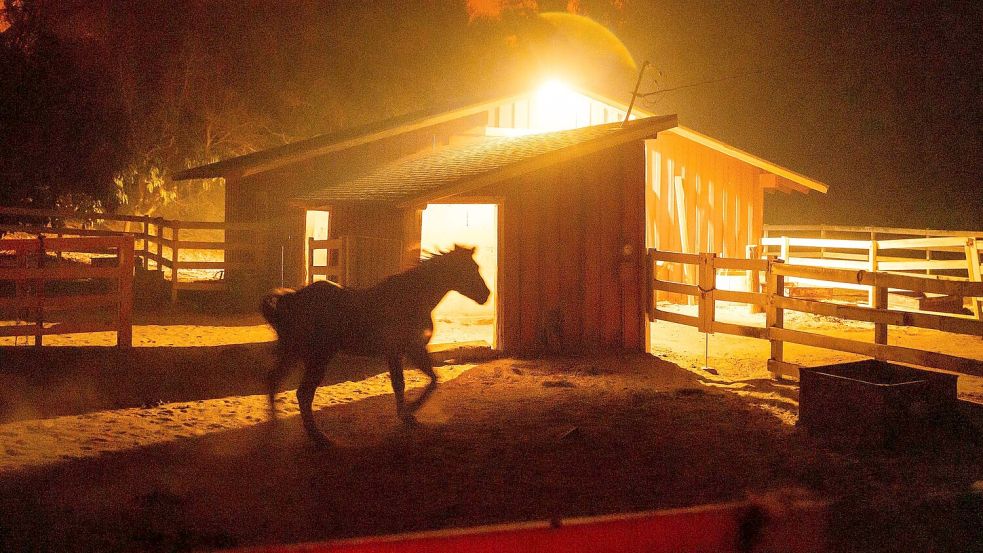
454 244 476 256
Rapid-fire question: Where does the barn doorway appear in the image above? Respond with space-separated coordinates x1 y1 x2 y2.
420 203 498 348
305 209 330 283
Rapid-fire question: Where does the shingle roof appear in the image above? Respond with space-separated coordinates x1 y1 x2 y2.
293 115 677 207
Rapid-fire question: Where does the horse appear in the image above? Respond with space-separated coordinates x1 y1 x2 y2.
260 245 491 447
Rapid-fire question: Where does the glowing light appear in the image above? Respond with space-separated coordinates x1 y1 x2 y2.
533 79 584 132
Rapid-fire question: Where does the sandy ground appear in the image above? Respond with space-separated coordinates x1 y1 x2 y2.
0 306 982 552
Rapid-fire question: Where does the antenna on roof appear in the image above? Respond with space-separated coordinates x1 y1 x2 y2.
622 60 650 128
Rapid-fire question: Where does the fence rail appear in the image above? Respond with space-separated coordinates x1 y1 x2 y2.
0 207 266 302
759 224 983 321
649 248 983 380
0 235 133 346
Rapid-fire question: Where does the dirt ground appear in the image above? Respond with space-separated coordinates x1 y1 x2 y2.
1 305 982 552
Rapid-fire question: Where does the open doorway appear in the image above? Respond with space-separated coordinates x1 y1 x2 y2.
305 209 330 283
420 203 498 348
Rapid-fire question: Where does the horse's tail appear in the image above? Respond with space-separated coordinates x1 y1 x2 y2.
261 288 296 337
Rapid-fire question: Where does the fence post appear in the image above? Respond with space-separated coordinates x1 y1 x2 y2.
965 238 982 323
34 234 45 347
698 252 716 333
746 245 763 314
780 236 790 262
644 249 654 353
140 217 149 270
873 285 888 345
766 259 785 379
118 235 134 347
868 232 879 307
170 221 180 303
156 218 164 273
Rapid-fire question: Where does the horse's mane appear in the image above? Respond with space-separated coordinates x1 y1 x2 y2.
419 245 472 265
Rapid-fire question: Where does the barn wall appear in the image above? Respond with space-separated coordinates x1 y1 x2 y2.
488 141 647 354
645 132 765 296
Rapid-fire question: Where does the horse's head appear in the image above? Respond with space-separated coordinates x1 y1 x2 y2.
443 245 491 305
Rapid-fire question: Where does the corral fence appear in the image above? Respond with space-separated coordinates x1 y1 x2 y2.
0 206 267 302
0 235 133 346
760 224 983 316
648 248 983 380
308 235 402 288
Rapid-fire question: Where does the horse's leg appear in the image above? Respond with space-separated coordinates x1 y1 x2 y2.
387 354 413 423
266 351 295 421
405 346 438 414
297 355 332 447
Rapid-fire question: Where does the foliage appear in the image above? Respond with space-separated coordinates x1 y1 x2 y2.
0 1 627 219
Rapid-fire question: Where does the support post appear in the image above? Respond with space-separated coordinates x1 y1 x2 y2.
34 235 45 347
965 238 982 324
698 252 716 333
644 249 654 353
156 218 164 273
766 259 786 379
868 232 878 307
118 235 134 347
141 218 149 270
746 245 763 314
170 221 180 303
873 285 888 345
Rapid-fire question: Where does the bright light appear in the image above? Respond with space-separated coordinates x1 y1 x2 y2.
532 79 585 132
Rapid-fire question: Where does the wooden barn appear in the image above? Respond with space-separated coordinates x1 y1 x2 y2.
174 82 828 354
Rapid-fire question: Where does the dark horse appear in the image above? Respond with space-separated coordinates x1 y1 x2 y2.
261 245 490 446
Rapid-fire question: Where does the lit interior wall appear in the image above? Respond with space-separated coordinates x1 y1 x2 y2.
420 204 497 345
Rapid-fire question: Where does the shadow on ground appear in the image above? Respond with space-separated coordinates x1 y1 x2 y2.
0 345 389 422
0 354 980 552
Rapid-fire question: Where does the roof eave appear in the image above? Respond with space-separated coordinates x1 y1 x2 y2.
664 126 829 194
398 114 678 209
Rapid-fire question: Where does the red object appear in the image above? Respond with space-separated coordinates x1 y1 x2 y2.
229 497 826 553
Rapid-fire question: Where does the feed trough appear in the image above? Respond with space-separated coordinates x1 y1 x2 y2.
798 360 958 447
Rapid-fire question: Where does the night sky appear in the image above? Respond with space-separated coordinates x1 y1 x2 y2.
617 1 981 230
1 1 980 229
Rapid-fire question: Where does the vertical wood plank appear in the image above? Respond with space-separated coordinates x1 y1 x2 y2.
621 142 647 351
170 222 180 304
698 253 717 334
560 158 585 352
582 155 604 349
539 165 562 352
766 260 785 378
518 176 543 351
965 238 983 321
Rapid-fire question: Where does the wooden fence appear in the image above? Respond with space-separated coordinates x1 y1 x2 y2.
0 206 266 302
0 235 134 346
308 235 402 288
649 249 983 380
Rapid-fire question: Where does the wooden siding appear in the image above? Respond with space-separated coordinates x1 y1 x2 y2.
490 141 647 354
645 132 765 299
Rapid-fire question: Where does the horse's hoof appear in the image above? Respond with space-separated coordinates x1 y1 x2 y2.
400 413 420 427
309 434 334 450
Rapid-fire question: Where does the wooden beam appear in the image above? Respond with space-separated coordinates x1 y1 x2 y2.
770 327 983 377
665 126 828 193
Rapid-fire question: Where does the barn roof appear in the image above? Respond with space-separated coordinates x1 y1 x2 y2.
293 115 678 208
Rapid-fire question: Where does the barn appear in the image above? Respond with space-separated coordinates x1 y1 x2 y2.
174 81 828 354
